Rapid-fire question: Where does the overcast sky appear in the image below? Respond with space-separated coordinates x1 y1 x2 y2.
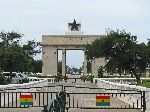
0 0 150 68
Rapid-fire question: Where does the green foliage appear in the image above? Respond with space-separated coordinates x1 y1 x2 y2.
22 78 29 83
86 29 150 84
85 75 90 81
32 60 42 73
0 70 8 85
57 61 62 75
0 31 41 74
0 74 8 85
140 80 150 88
87 61 92 73
86 75 94 83
23 40 41 56
55 76 63 82
98 66 104 78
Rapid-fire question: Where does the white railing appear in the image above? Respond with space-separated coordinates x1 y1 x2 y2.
96 78 150 85
0 78 49 106
0 78 49 92
28 77 55 83
95 78 150 112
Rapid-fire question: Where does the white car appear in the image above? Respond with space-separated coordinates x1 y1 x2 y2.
2 72 28 78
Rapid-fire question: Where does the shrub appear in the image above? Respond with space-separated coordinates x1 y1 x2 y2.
22 78 29 83
0 74 8 85
55 76 63 82
140 80 150 88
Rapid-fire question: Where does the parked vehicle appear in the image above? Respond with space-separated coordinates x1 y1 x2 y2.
2 72 17 78
2 72 28 78
16 73 28 78
2 72 29 84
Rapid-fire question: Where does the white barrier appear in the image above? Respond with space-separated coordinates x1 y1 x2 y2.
95 78 150 112
0 78 49 92
97 78 150 85
28 77 55 83
146 88 150 111
0 78 49 106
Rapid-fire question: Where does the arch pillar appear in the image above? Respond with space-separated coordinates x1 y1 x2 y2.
42 46 57 76
84 50 87 76
62 49 66 76
92 58 105 76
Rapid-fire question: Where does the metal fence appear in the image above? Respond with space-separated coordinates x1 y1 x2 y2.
63 85 146 112
0 91 57 108
0 85 146 112
66 92 145 110
0 85 64 108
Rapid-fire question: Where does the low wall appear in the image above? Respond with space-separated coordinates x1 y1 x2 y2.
94 78 150 112
97 78 150 85
12 77 55 84
0 78 49 106
28 77 55 83
0 78 49 92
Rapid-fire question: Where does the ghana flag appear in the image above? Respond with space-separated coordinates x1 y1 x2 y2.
20 95 33 105
96 95 110 106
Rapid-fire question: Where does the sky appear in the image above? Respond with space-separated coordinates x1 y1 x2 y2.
0 0 150 68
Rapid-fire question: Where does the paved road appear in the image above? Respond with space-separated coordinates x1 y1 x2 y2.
0 79 142 112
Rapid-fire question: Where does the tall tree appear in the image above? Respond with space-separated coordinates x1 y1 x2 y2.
0 31 41 79
0 31 24 72
32 60 42 73
57 61 62 75
86 29 150 84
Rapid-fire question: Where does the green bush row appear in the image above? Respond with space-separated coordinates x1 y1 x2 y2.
140 80 150 88
0 74 9 85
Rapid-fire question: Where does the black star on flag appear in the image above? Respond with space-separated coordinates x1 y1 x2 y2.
68 19 80 31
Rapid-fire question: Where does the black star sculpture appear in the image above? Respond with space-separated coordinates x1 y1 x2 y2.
68 19 80 31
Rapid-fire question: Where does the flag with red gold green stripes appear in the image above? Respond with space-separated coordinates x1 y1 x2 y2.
20 95 33 105
96 95 110 106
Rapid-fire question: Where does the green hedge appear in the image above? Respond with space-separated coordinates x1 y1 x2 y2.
86 75 94 83
22 78 29 83
140 80 150 88
55 76 63 82
0 74 8 85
